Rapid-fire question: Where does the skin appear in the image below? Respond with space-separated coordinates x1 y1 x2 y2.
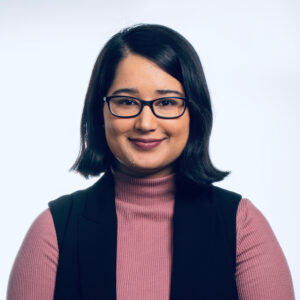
103 53 190 178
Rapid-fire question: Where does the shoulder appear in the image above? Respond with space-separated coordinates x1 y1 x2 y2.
25 208 58 246
235 198 295 298
235 197 288 271
48 175 107 214
236 198 279 244
7 209 58 299
211 185 242 214
48 188 91 250
9 209 58 274
48 182 98 220
211 185 242 202
236 198 274 234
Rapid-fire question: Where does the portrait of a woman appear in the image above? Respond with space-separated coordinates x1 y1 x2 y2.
7 24 295 299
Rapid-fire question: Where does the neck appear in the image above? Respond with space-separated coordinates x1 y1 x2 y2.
111 167 176 206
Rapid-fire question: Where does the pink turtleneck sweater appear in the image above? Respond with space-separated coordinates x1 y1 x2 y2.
7 172 295 299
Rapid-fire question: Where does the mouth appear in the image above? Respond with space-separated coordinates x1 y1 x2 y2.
128 137 166 150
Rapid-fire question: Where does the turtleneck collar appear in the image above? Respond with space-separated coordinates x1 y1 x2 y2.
111 167 176 206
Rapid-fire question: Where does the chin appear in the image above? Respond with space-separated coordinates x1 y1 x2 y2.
132 161 173 174
133 159 166 169
132 164 162 172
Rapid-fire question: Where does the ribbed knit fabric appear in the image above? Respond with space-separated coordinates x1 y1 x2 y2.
7 171 295 300
113 171 175 300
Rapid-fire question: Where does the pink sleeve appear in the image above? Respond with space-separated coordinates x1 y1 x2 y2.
7 208 59 300
235 198 295 300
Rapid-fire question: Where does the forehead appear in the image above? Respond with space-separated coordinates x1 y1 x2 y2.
107 54 184 96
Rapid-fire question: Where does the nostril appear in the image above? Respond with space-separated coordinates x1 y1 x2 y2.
134 111 157 131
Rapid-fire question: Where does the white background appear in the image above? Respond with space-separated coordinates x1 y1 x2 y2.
1 0 299 298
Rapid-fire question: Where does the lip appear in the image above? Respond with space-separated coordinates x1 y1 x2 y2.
128 138 165 150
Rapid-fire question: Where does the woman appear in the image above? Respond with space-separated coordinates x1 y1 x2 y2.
7 24 295 299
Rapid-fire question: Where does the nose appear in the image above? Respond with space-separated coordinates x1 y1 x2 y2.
134 105 157 132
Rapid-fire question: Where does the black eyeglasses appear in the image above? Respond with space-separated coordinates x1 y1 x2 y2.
103 96 188 119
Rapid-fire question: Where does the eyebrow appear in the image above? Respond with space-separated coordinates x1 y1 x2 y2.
111 88 184 97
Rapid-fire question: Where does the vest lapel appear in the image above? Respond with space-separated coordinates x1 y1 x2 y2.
78 170 118 299
170 176 215 299
77 171 220 299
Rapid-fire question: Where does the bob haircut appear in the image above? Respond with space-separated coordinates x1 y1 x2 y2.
70 23 230 185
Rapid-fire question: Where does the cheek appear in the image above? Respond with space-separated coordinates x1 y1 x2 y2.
174 115 190 146
179 128 190 151
103 110 119 153
104 121 123 148
103 115 132 156
104 124 125 162
103 106 121 143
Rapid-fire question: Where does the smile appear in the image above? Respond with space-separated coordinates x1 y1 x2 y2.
128 138 165 150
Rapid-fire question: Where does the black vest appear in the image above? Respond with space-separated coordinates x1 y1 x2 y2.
48 169 241 300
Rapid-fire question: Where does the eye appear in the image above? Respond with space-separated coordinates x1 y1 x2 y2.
121 99 135 105
155 98 179 106
114 97 139 106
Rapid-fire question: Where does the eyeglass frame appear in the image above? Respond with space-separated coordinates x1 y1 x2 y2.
103 95 189 119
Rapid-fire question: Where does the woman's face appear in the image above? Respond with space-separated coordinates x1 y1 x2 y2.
103 53 190 178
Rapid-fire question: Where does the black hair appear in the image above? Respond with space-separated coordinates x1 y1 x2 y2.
70 23 231 185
